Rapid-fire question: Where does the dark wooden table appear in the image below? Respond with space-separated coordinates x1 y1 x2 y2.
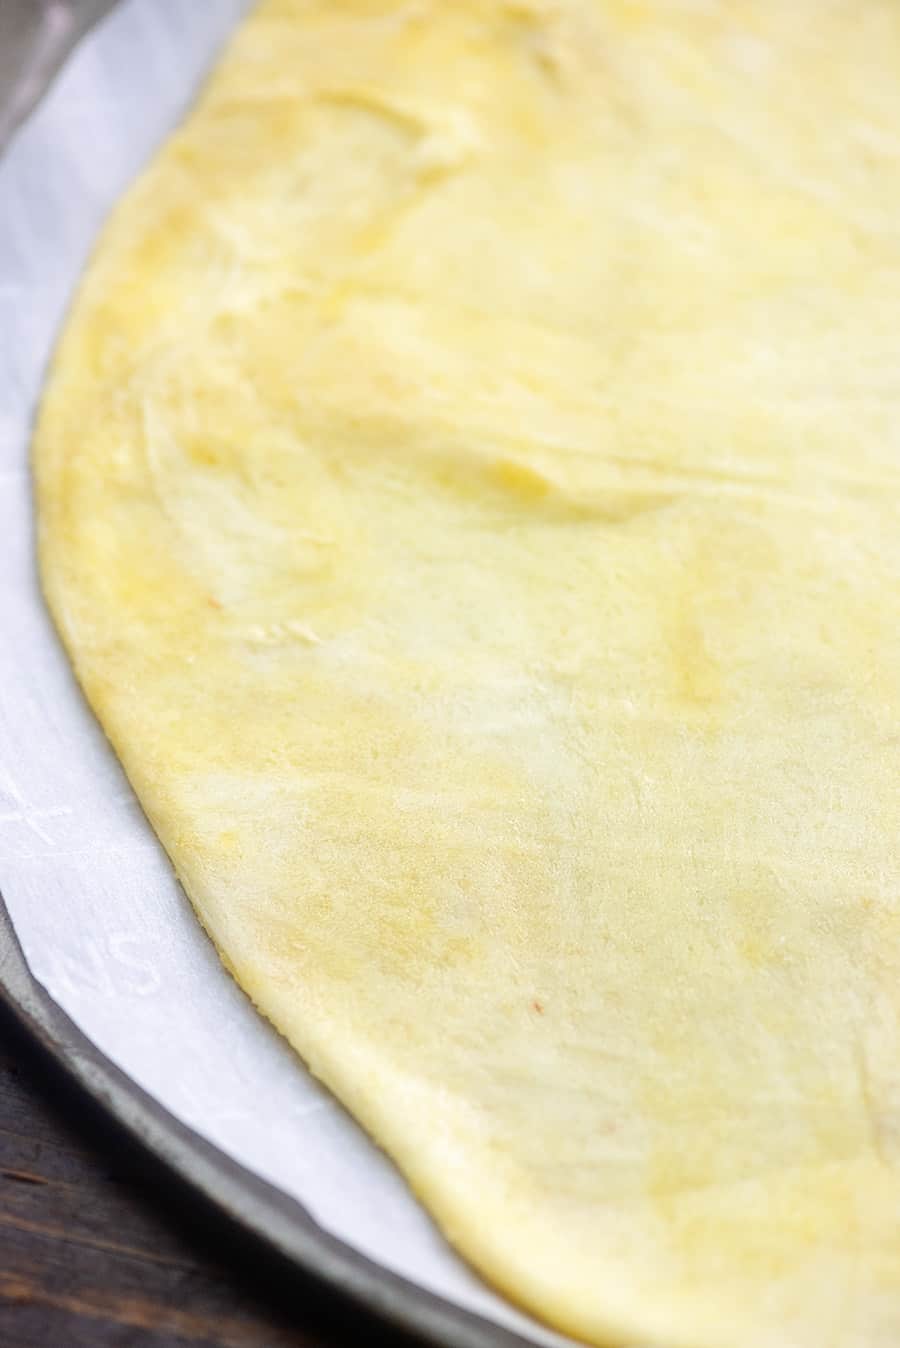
0 1003 411 1348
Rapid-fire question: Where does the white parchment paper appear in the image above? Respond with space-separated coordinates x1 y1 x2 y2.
0 3 574 1342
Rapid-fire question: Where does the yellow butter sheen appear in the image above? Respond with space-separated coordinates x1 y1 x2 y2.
35 3 900 1345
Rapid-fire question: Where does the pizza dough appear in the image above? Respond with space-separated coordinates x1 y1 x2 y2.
34 2 900 1344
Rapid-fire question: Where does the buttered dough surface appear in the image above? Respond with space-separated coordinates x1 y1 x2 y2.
35 3 900 1345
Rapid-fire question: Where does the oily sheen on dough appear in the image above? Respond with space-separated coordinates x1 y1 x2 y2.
34 2 900 1344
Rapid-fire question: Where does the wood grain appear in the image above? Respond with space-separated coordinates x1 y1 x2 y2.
0 1007 409 1348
